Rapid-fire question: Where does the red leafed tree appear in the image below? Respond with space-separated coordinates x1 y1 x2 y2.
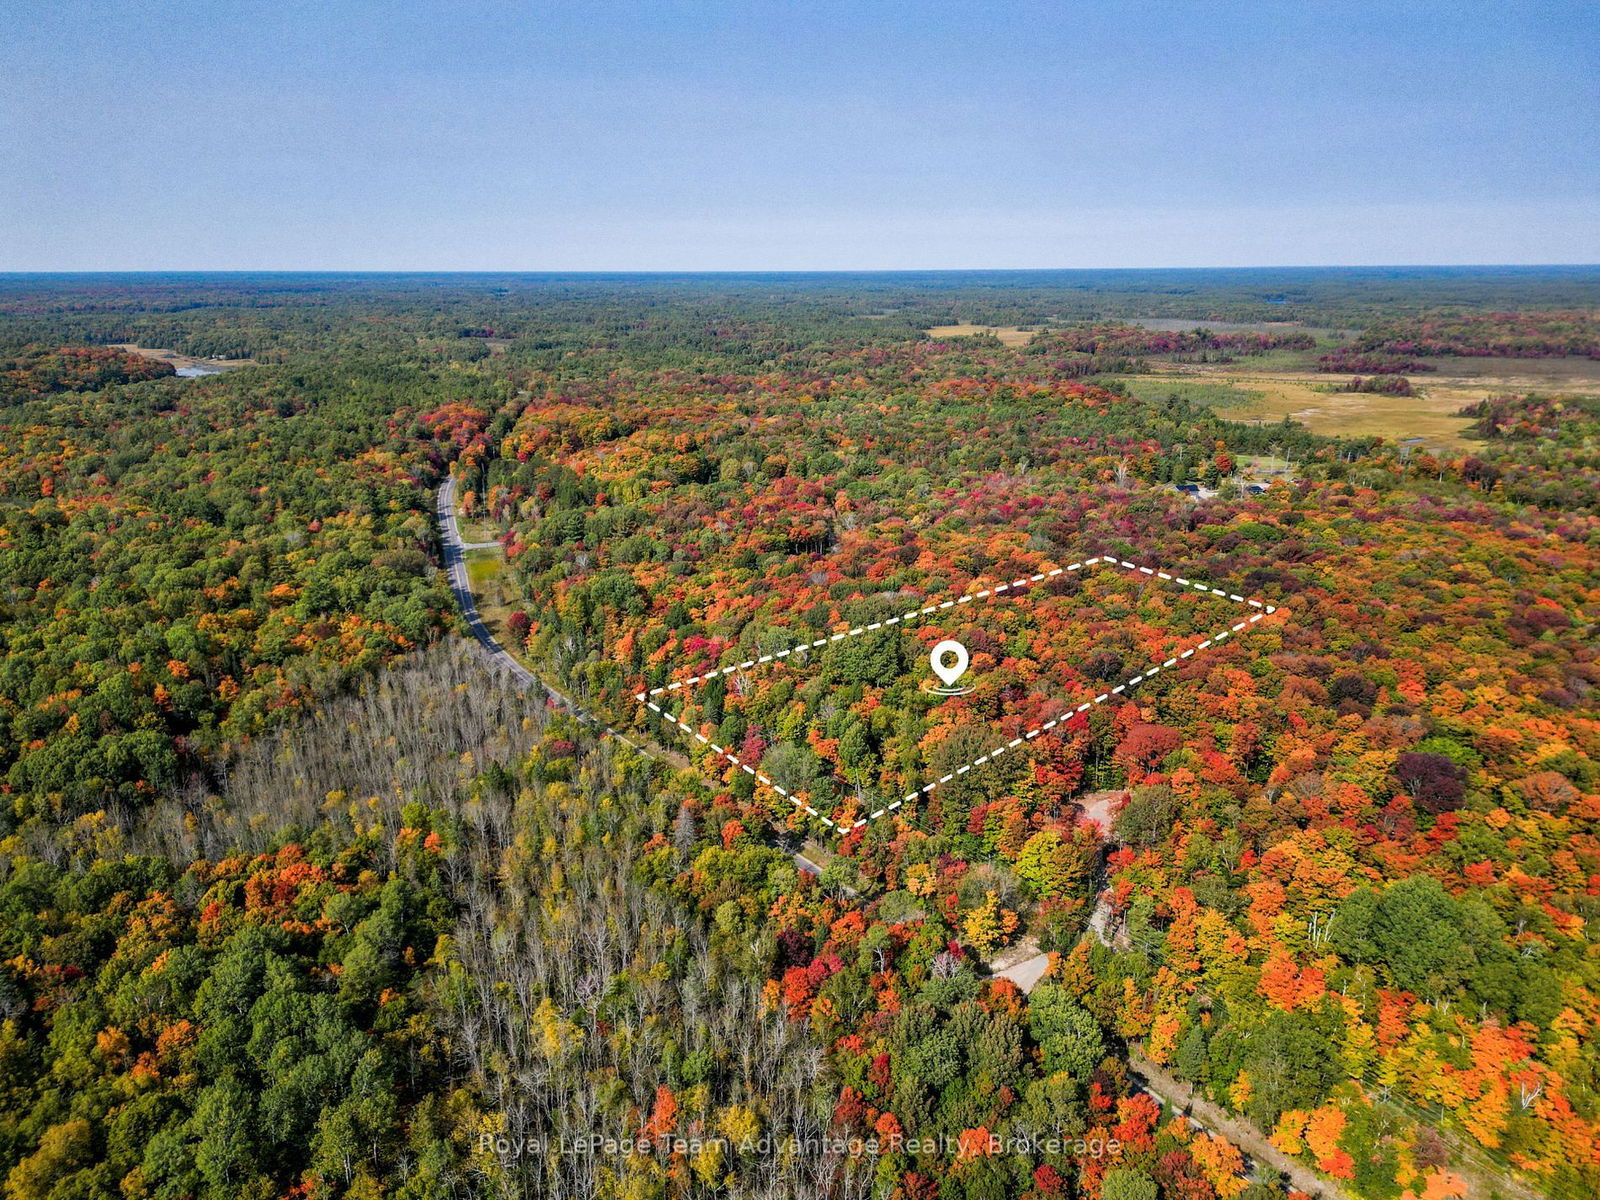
642 1085 677 1139
1114 723 1182 774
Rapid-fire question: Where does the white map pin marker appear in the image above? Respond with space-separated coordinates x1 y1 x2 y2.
930 639 969 688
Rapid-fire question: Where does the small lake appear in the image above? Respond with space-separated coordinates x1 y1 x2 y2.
175 365 222 378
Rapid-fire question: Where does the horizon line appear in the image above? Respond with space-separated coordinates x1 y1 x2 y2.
3 263 1599 278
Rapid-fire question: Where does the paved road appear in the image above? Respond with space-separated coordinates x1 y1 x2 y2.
993 951 1051 993
437 476 537 688
986 935 1051 993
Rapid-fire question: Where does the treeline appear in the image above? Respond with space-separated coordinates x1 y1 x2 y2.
1 344 174 401
5 272 1600 367
1350 309 1600 359
1330 375 1415 396
1025 323 1316 364
1315 349 1433 375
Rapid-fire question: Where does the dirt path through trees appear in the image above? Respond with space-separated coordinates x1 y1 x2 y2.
1128 1050 1352 1199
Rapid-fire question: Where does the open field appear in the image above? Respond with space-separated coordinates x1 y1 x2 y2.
1123 378 1267 409
924 322 1036 347
1135 361 1589 450
1190 370 1481 449
1416 354 1600 389
109 343 253 372
464 553 502 590
463 549 522 643
458 516 502 544
1125 351 1600 451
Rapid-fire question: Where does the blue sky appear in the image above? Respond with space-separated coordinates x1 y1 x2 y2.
3 0 1596 269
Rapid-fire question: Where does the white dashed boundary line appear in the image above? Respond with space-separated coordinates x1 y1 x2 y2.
635 554 1280 832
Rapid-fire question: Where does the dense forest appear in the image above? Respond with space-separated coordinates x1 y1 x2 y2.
1346 312 1600 361
1 271 1598 1200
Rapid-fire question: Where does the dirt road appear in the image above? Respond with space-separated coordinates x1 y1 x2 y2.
1128 1050 1350 1199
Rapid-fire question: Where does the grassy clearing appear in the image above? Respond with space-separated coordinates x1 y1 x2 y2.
465 553 503 589
1134 366 1480 450
464 550 525 647
1150 355 1600 450
458 518 502 544
1123 378 1265 410
924 323 1036 347
1238 454 1296 476
1211 378 1478 449
109 343 254 371
1420 355 1600 391
1235 346 1332 371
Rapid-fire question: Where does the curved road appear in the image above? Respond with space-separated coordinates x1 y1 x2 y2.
438 475 536 687
437 475 656 755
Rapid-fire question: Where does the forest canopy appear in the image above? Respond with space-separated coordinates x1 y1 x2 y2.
1 270 1598 1200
